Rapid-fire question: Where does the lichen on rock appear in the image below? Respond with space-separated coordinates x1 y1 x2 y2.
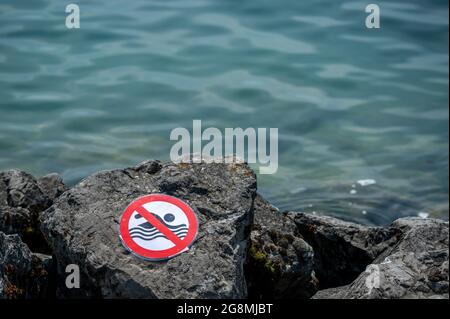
246 195 318 299
0 161 448 300
0 170 67 253
40 160 257 298
0 232 54 299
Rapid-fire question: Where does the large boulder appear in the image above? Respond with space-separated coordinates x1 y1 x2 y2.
246 195 317 299
40 160 257 298
0 170 67 252
37 173 68 201
2 162 448 300
0 231 54 299
313 217 449 299
292 213 401 288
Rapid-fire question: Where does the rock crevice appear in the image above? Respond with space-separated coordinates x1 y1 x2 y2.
0 161 448 299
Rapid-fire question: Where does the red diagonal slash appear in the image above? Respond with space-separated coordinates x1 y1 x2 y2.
134 205 185 248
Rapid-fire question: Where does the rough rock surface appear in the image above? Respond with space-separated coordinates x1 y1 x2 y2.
40 160 257 298
292 213 401 288
246 195 317 298
0 170 67 252
37 173 68 201
0 231 54 299
313 217 449 299
1 162 449 300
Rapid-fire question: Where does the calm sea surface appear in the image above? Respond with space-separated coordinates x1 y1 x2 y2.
0 0 448 225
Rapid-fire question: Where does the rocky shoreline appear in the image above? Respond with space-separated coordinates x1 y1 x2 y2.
1 160 448 299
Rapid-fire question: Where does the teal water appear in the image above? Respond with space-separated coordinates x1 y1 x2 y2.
0 0 448 225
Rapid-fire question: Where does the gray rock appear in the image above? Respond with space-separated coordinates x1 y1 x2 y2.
292 213 401 288
0 231 54 299
0 170 67 252
246 195 318 299
313 217 449 299
2 161 448 300
37 173 68 201
40 160 257 298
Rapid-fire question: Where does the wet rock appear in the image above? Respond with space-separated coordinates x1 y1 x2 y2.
0 231 54 299
0 170 67 252
313 217 449 299
292 213 401 288
246 195 317 299
40 160 257 298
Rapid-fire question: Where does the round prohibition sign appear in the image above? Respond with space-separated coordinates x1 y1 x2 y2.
119 194 198 261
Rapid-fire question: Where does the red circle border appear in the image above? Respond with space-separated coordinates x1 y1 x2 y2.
119 194 198 261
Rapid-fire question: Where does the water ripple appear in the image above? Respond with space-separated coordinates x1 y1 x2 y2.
0 0 448 224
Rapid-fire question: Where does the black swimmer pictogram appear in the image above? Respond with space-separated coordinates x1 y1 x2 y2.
119 194 199 260
129 212 188 241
